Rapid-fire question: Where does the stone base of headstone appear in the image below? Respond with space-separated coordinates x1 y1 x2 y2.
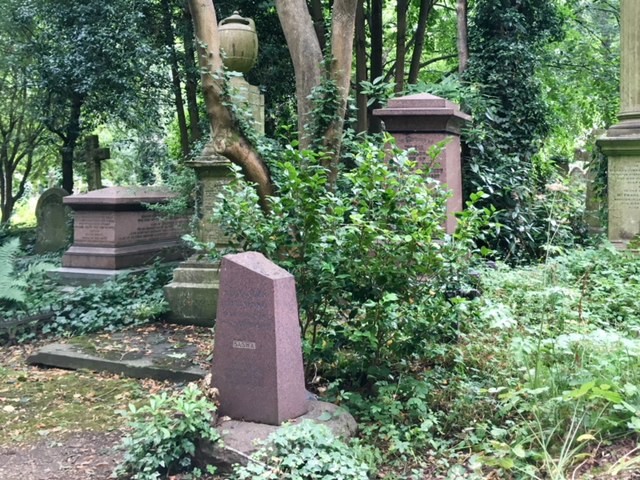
196 401 357 472
164 257 220 327
597 134 640 249
48 266 155 287
63 242 186 270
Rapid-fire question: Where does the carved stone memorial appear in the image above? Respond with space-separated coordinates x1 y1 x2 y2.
35 187 71 253
61 186 189 269
597 1 640 248
211 252 309 425
373 93 470 234
163 11 265 327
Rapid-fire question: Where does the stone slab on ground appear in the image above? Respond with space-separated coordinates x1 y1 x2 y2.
197 400 358 471
27 324 212 382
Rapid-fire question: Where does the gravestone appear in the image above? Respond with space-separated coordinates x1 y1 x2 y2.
373 93 470 234
597 1 640 249
60 186 189 270
211 252 309 425
35 188 71 253
83 135 110 191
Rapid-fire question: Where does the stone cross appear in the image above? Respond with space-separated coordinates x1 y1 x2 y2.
83 135 110 191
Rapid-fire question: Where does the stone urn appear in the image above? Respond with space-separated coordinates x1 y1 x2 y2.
219 11 258 73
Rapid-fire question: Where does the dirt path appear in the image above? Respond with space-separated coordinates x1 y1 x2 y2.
0 431 123 480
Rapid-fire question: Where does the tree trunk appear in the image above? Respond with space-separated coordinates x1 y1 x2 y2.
0 159 8 223
1 183 12 223
61 94 84 194
394 0 408 93
408 0 434 84
275 0 324 148
368 0 383 133
355 0 368 133
322 0 358 185
162 0 190 157
308 0 327 52
183 3 202 144
457 0 469 74
187 0 273 208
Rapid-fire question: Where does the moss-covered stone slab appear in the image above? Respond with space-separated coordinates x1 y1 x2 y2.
27 324 212 382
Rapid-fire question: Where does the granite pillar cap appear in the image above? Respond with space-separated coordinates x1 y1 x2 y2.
373 93 471 134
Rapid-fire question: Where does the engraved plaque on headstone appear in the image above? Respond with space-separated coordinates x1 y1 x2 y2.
211 252 309 425
608 157 640 242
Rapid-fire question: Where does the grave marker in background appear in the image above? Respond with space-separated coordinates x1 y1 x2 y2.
35 188 71 253
597 0 640 248
83 135 110 191
211 252 308 425
60 186 188 270
373 93 470 234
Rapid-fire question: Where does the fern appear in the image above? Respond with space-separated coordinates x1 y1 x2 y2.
0 238 27 305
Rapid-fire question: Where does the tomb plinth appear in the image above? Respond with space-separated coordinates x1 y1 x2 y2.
597 0 640 249
211 252 309 425
373 93 470 234
61 186 189 270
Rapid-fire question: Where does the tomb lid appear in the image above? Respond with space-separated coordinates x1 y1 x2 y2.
63 186 176 206
373 93 471 121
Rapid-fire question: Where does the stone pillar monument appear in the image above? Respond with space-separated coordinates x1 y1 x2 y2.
164 12 265 326
373 93 470 234
597 0 640 249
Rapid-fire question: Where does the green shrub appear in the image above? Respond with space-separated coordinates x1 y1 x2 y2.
215 138 492 380
232 421 371 480
116 384 219 480
0 237 28 305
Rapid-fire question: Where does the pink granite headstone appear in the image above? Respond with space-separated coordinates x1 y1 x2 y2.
373 93 470 234
211 252 309 425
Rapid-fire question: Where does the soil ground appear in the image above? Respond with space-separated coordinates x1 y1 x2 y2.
0 324 213 480
0 431 122 480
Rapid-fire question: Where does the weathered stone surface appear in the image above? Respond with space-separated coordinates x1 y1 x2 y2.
164 258 220 327
35 188 71 254
373 93 470 234
186 155 234 247
82 135 110 191
27 342 205 382
197 401 358 471
61 186 189 269
163 73 264 327
211 252 308 425
47 266 153 287
596 1 640 249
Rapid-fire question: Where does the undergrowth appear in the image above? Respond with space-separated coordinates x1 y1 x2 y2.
0 244 172 342
331 246 640 479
